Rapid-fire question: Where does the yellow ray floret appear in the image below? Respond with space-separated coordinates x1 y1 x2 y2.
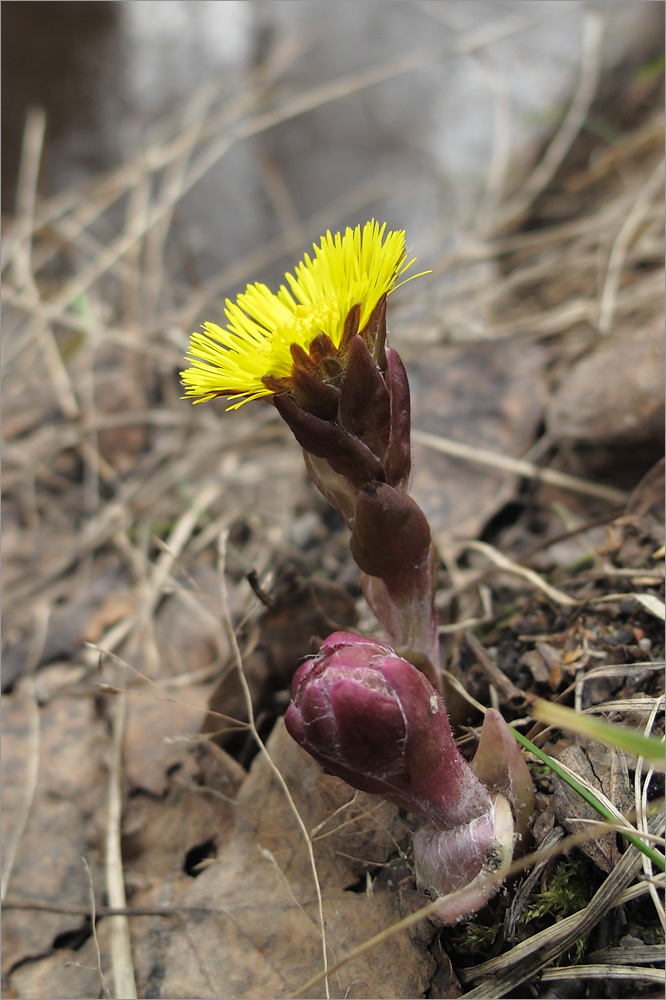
181 220 424 407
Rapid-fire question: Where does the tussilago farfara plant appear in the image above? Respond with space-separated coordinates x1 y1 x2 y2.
182 221 534 922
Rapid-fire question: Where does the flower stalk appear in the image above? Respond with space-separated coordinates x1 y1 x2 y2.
181 221 440 685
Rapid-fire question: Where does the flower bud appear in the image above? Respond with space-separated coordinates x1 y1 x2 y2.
284 632 491 829
285 632 524 923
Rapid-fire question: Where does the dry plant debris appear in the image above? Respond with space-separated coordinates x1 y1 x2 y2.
1 27 664 1000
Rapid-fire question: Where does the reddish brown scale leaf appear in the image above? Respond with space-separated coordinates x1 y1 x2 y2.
289 342 318 374
471 708 535 849
289 365 340 420
338 335 391 461
272 394 384 488
262 374 291 395
320 355 344 380
338 302 362 355
359 295 388 370
304 452 356 526
385 347 412 488
350 481 432 584
308 332 338 365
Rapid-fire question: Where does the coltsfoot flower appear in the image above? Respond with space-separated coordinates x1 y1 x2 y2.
182 221 440 682
181 221 421 408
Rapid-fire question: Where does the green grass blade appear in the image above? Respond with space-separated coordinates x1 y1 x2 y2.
509 726 665 872
532 699 665 771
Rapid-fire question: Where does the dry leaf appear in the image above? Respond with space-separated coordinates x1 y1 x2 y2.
124 682 213 796
1 676 107 978
407 339 546 539
551 740 634 871
157 723 435 1000
9 924 110 1000
547 322 665 445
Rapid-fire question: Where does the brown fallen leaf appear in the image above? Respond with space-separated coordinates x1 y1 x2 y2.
122 747 241 913
2 568 129 691
8 922 111 1000
157 722 436 1000
551 739 634 872
407 338 546 540
547 321 665 445
124 681 214 796
1 674 107 978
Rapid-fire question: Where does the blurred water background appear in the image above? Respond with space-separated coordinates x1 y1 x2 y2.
3 0 662 283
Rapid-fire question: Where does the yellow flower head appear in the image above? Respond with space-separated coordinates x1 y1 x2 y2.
181 221 423 407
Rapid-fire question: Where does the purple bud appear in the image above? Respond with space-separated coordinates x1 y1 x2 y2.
285 632 522 923
285 632 491 828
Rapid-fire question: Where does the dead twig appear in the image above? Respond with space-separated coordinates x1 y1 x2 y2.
412 429 629 506
465 631 527 706
0 676 40 902
105 690 138 1000
460 539 579 606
